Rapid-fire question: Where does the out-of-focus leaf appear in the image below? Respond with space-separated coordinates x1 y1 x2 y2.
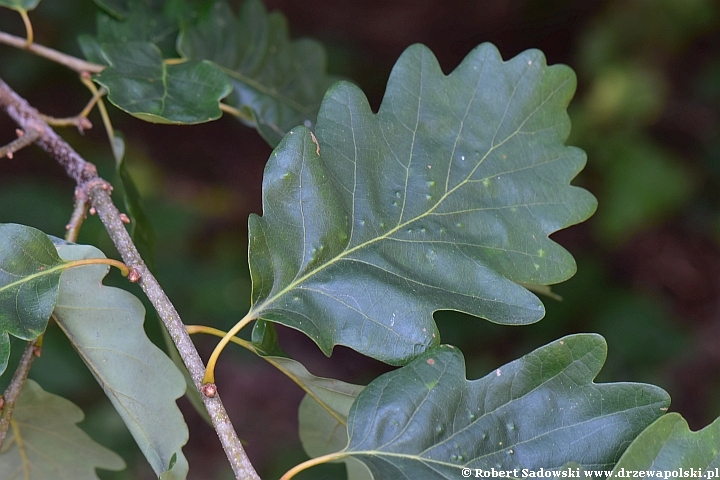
0 223 66 375
343 335 669 478
246 43 597 365
111 131 156 267
80 0 179 63
583 65 666 127
94 42 232 124
53 243 189 479
0 0 40 11
595 139 693 244
178 0 338 146
611 413 720 472
91 0 129 19
0 379 125 479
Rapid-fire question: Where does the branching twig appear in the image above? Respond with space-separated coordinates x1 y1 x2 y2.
0 31 104 74
0 77 261 480
0 339 38 448
0 128 39 159
39 84 105 133
65 188 89 243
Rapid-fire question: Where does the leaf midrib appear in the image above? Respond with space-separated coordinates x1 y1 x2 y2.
0 263 65 295
251 66 571 319
220 64 314 114
252 129 512 317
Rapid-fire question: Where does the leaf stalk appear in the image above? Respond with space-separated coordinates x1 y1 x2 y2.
279 452 348 480
202 314 256 384
18 9 33 47
188 325 348 426
0 76 260 480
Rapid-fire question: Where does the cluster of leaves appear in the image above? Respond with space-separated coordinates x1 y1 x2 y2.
1 0 719 479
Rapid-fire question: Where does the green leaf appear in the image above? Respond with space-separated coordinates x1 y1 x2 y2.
111 131 157 268
594 138 694 244
247 43 597 365
178 0 338 146
0 0 40 11
0 223 67 375
91 0 130 19
343 334 669 478
0 379 125 479
251 320 371 478
611 413 720 473
93 42 232 124
299 385 372 480
53 243 189 479
81 0 179 62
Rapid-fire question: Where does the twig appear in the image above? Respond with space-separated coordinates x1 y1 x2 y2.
0 340 38 448
40 84 105 133
0 128 39 159
65 188 89 242
0 77 261 480
0 31 104 74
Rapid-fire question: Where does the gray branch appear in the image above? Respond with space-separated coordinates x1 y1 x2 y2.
0 77 260 480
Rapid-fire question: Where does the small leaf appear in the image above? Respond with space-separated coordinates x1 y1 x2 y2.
53 243 189 478
299 386 372 480
178 0 338 146
252 321 371 479
0 0 40 11
94 42 232 124
0 223 67 375
0 379 125 479
247 43 597 365
611 413 720 472
343 335 668 478
252 320 362 427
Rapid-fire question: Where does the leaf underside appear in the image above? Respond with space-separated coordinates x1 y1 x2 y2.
612 413 720 471
0 0 40 11
0 223 66 375
53 243 189 479
178 0 339 146
0 379 125 479
298 383 372 480
345 334 669 479
248 43 597 365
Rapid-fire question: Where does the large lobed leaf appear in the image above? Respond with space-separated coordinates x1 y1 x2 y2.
53 243 189 479
247 43 597 365
0 224 67 375
344 334 669 478
178 0 338 146
0 379 125 479
611 413 720 473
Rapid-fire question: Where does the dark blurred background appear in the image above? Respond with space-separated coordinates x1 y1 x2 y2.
1 0 719 478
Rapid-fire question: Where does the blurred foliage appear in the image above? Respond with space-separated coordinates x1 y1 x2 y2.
1 0 719 479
